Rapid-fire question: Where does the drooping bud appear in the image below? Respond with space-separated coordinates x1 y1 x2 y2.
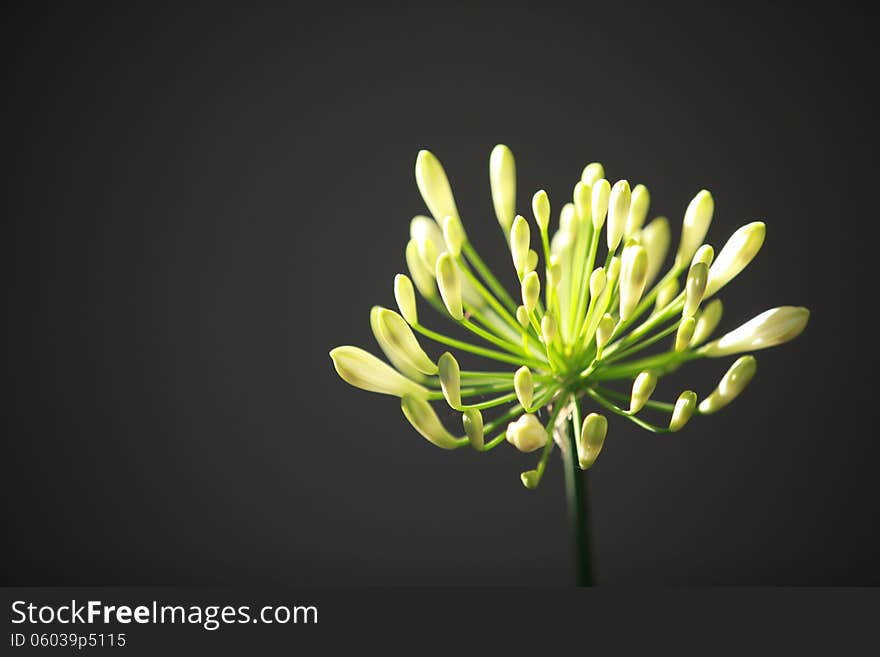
625 184 650 238
441 215 465 256
578 413 608 470
532 189 551 232
521 271 541 313
619 243 648 320
655 277 679 311
541 313 557 344
435 253 463 320
606 179 631 251
330 346 429 398
510 215 531 275
438 352 462 409
591 178 611 231
700 306 809 357
463 408 484 450
489 144 516 233
691 244 714 268
581 162 605 185
516 305 530 328
641 216 671 286
589 267 606 299
704 222 766 297
506 414 548 453
691 299 723 346
669 391 698 431
514 366 534 410
415 150 461 231
675 189 714 267
573 181 591 223
675 317 696 352
405 239 437 299
394 274 418 325
377 308 438 374
629 371 658 413
520 470 540 489
595 313 615 355
525 249 539 273
683 262 709 318
698 355 757 414
401 394 462 449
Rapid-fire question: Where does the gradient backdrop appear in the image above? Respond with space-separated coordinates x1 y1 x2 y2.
6 2 877 585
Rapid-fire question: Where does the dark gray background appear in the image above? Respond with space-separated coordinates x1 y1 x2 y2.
6 2 877 585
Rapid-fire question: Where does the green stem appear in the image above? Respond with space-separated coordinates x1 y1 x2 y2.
560 399 593 586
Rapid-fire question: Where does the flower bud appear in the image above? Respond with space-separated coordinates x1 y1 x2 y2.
442 215 465 256
541 313 557 344
630 371 658 413
506 414 548 453
675 189 714 267
591 178 611 231
573 181 591 223
514 366 534 410
405 239 437 299
619 244 648 321
330 346 429 398
438 352 462 409
596 313 615 354
581 162 605 185
489 144 516 233
698 356 757 414
691 299 723 346
394 274 418 325
606 179 631 251
463 408 484 450
625 184 650 238
700 306 809 357
520 470 540 489
547 256 562 289
641 216 671 286
526 249 539 273
691 244 714 268
669 391 697 431
532 189 551 232
704 222 766 297
370 306 425 380
516 305 530 328
675 317 696 352
521 271 541 313
436 253 463 320
401 394 461 449
415 150 460 230
510 215 531 275
589 267 606 299
578 413 608 470
410 215 445 271
683 262 709 318
655 277 679 310
377 308 438 374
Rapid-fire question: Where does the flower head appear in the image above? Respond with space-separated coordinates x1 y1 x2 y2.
331 146 810 487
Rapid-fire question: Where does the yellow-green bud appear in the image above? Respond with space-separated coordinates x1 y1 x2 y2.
506 414 548 453
700 306 809 357
441 214 465 257
691 244 715 268
438 352 462 409
541 313 557 344
547 256 562 289
675 189 714 267
691 299 723 346
401 394 461 449
405 239 437 299
525 249 539 274
606 179 631 251
370 306 425 380
330 346 428 398
415 150 460 230
591 178 611 231
394 273 418 325
581 162 605 185
516 305 530 328
630 371 658 413
578 413 608 470
675 316 696 352
589 267 606 299
521 271 541 313
436 253 463 320
641 216 671 286
683 262 709 318
532 189 551 232
704 222 766 298
596 313 615 355
619 243 648 321
625 184 650 238
489 144 516 233
520 469 540 489
514 366 534 410
655 277 679 311
669 391 698 431
510 214 531 275
463 408 484 450
410 215 444 271
698 355 757 414
377 307 438 374
573 181 591 223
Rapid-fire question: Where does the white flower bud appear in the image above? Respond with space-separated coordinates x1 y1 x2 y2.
591 178 611 231
415 150 461 231
698 356 757 414
510 215 531 275
589 267 606 299
435 253 463 320
463 408 484 450
675 189 714 267
700 306 809 357
330 346 428 398
405 239 437 299
516 305 530 328
675 317 696 352
625 184 650 238
581 162 605 185
619 243 648 321
691 244 714 268
394 274 418 325
514 366 534 410
438 352 462 409
704 222 766 297
573 181 591 223
401 394 461 449
532 189 551 232
683 262 709 318
521 271 541 313
377 308 438 374
641 216 671 287
669 391 697 431
691 299 723 346
595 313 615 354
606 179 631 251
370 306 425 380
630 371 658 413
578 413 608 470
410 215 445 271
489 144 516 233
506 413 548 453
441 215 465 256
541 313 557 344
655 277 679 311
525 249 539 273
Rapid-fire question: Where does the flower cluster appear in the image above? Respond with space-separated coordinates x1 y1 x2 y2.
330 146 809 488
